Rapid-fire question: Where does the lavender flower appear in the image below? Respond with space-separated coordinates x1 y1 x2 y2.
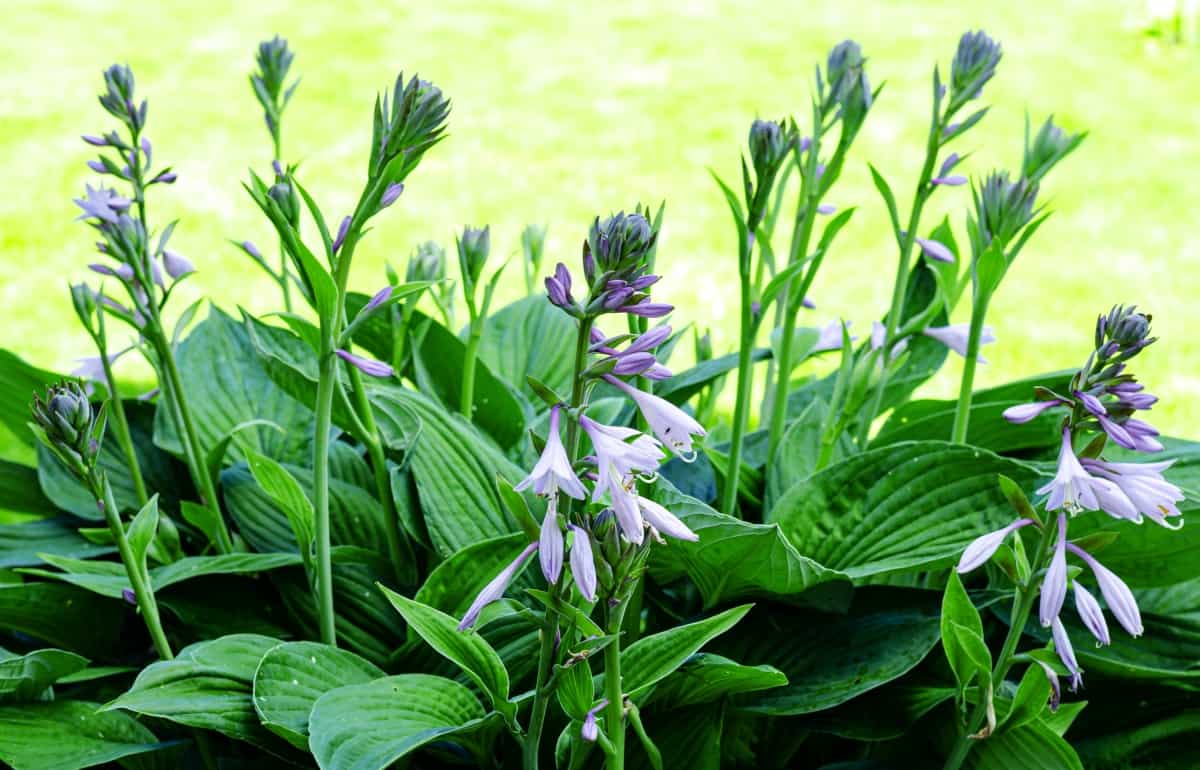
637 496 698 542
569 525 597 601
916 237 956 263
610 478 645 545
162 250 195 279
816 204 837 215
605 376 705 461
74 185 131 224
333 216 352 253
581 416 664 492
335 349 394 378
380 182 404 208
1002 399 1064 424
89 262 135 281
922 323 995 362
458 542 539 630
1067 544 1143 637
515 406 587 499
1051 617 1083 691
581 699 608 742
1038 429 1104 512
1080 458 1184 528
539 508 564 583
546 263 574 308
1039 513 1068 627
619 300 673 318
1073 582 1110 645
955 518 1035 573
363 285 393 313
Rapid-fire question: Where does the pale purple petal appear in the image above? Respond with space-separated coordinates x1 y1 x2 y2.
333 216 352 252
638 497 698 542
932 175 968 186
336 349 394 378
364 285 393 313
1068 545 1143 638
1039 513 1068 627
915 237 955 263
1003 400 1063 424
1073 582 1110 645
569 525 597 601
162 250 195 279
606 376 706 460
1051 617 1083 691
956 518 1035 573
539 505 563 583
458 542 538 630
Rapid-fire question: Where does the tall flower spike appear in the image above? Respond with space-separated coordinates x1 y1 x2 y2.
569 525 597 601
1039 513 1067 627
515 406 587 499
458 542 539 630
604 376 705 460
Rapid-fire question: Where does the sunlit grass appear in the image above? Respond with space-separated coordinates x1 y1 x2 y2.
2 0 1197 459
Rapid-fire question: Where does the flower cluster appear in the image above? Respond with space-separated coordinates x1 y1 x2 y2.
960 306 1181 697
458 213 705 631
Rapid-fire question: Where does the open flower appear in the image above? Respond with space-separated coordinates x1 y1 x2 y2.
956 518 1035 573
637 496 698 542
1067 544 1143 637
458 542 538 630
581 416 663 493
1081 458 1184 528
515 406 586 499
605 376 705 460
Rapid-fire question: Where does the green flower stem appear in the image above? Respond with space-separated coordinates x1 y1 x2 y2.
856 114 941 447
97 345 148 507
346 364 413 585
602 598 630 770
311 342 339 646
461 325 482 417
720 227 758 516
942 516 1057 770
525 315 594 770
951 292 992 443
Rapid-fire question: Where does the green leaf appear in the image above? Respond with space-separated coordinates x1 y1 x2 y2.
244 450 315 566
626 705 722 770
801 674 955 741
476 295 577 408
0 648 89 701
617 604 751 697
252 641 384 749
0 349 58 448
647 485 851 610
966 721 1083 770
869 164 902 243
0 518 113 568
765 398 851 508
0 700 171 770
1000 663 1053 733
0 583 122 658
942 572 992 708
645 653 787 708
206 418 285 484
154 306 317 466
307 674 488 770
555 659 595 721
0 460 57 517
654 349 771 406
975 238 1008 298
408 313 527 449
104 634 286 750
713 589 942 715
125 495 159 579
767 441 1041 579
379 587 515 722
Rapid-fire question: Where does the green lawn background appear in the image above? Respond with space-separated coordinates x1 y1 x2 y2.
3 0 1197 460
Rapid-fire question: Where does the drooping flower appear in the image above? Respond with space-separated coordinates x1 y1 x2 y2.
1051 617 1083 691
1123 418 1163 452
609 477 645 544
515 406 587 499
1002 400 1064 424
604 376 705 460
458 541 538 630
813 320 853 353
1073 582 1110 645
335 349 394 378
1038 429 1100 512
922 323 995 362
89 262 135 281
363 285 393 313
637 496 698 542
1080 458 1184 528
1032 659 1062 711
956 518 1035 573
916 237 955 263
619 300 673 318
539 505 564 584
74 185 131 224
1039 513 1068 627
581 699 608 742
1067 544 1143 637
581 416 664 494
569 525 597 601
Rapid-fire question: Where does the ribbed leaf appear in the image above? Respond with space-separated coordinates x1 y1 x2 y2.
0 518 113 568
0 583 122 658
0 700 171 770
0 648 89 701
617 604 751 697
967 722 1083 770
476 295 576 408
645 653 786 708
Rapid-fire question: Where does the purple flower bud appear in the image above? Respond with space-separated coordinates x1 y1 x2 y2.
539 508 563 584
1073 582 1110 645
625 325 672 355
956 518 1035 573
590 326 606 345
1002 400 1064 424
364 285 393 313
611 352 657 376
150 170 177 184
1051 617 1083 691
545 277 570 307
644 363 672 380
1039 513 1068 627
89 262 135 281
1124 419 1163 452
1068 544 1143 637
581 699 608 742
630 274 660 291
162 250 195 279
458 542 539 630
241 240 263 260
336 349 394 378
82 135 108 147
943 122 961 137
1033 659 1062 712
1075 390 1107 418
915 237 955 263
555 263 573 292
799 136 812 152
122 588 137 605
621 300 673 318
816 204 836 215
87 160 108 174
380 182 404 208
139 137 151 165
603 287 636 310
1120 392 1158 410
931 175 968 186
272 159 285 177
939 153 961 177
569 525 597 601
333 216 352 253
802 296 816 309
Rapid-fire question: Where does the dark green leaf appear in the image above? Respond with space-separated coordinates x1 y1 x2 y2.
0 700 171 770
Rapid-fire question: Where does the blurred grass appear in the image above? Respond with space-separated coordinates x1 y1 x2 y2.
2 0 1198 461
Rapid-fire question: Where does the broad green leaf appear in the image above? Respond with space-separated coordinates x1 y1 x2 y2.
801 674 955 741
0 582 122 658
873 372 1073 452
379 588 515 722
0 700 171 770
1066 502 1200 587
713 588 942 715
1074 703 1200 769
158 575 294 640
409 313 527 449
654 349 771 406
206 418 284 483
0 518 113 568
253 641 385 749
154 306 316 466
966 721 1083 770
104 634 286 750
0 648 88 700
645 653 786 708
0 460 57 517
307 674 488 770
38 402 186 520
125 495 159 579
1000 662 1054 733
555 659 595 721
413 533 529 622
476 295 577 407
617 604 751 697
0 349 58 448
765 398 851 509
626 705 722 770
768 441 1041 579
942 572 992 705
245 450 315 565
648 485 851 611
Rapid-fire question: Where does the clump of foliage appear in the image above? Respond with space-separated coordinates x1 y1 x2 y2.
0 30 1193 770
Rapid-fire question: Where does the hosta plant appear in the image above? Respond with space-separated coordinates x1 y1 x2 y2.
0 29 1194 770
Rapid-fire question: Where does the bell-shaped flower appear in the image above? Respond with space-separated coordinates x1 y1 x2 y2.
539 503 564 584
605 376 705 460
609 476 645 544
1039 429 1100 512
1039 513 1068 627
569 525 597 601
1002 400 1064 424
581 416 663 495
1073 582 1110 645
1067 544 1142 637
458 542 538 630
638 496 698 542
956 518 1035 573
515 406 586 500
922 323 995 362
1051 617 1083 691
1081 458 1184 528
